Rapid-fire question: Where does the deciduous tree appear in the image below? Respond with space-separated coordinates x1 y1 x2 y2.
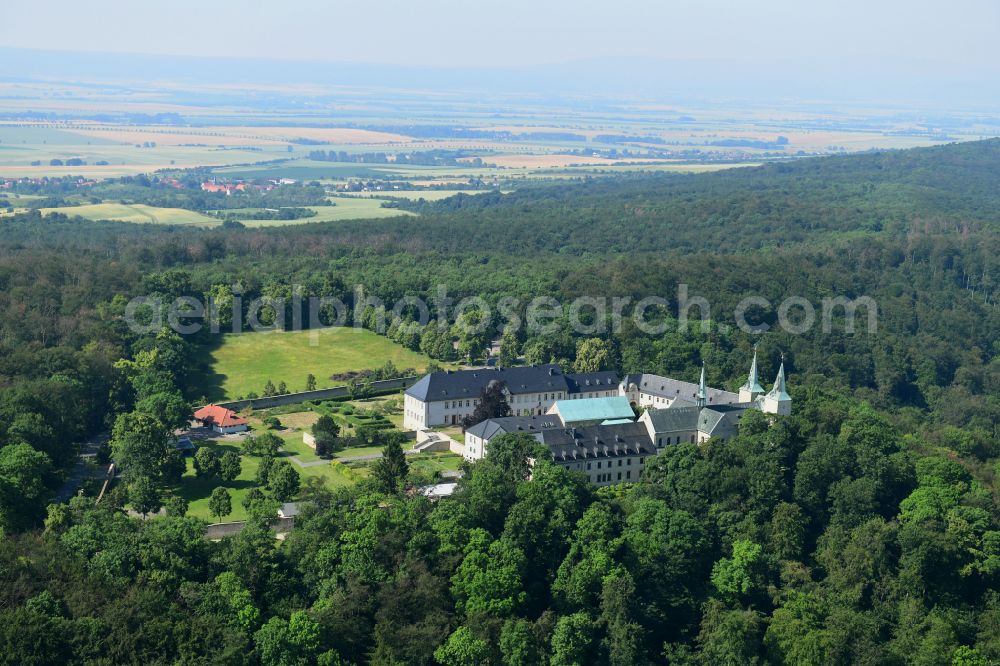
209 487 232 521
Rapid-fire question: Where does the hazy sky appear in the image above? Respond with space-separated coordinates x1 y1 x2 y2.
3 0 999 69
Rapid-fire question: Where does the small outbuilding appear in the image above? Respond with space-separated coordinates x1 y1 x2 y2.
172 436 196 455
193 404 249 434
278 502 300 519
420 482 458 500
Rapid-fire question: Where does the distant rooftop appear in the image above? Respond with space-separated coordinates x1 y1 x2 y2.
420 482 458 499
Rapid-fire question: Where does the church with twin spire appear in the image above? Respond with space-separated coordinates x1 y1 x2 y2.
453 349 793 485
632 348 792 446
624 347 791 415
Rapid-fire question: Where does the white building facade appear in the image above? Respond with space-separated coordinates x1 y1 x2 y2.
403 364 619 431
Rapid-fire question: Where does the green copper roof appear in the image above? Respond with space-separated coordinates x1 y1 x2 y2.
741 350 765 394
768 362 791 401
554 396 635 424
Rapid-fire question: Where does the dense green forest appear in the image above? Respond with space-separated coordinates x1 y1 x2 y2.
1 140 999 664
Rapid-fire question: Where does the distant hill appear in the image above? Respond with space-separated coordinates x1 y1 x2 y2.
300 139 1000 255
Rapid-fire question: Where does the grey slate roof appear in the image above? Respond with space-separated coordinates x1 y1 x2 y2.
566 371 621 392
697 404 751 439
621 372 741 405
643 405 701 433
465 414 564 439
407 364 621 402
644 402 754 441
541 422 656 462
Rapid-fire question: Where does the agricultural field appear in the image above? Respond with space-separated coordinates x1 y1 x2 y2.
39 202 218 225
1 80 985 187
0 122 293 177
0 124 413 178
196 327 438 401
240 198 415 226
476 153 673 168
0 192 44 215
340 189 500 201
28 198 414 228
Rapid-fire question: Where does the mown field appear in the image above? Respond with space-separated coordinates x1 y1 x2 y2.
29 198 415 228
340 189 501 201
240 198 415 226
40 202 218 226
196 327 438 401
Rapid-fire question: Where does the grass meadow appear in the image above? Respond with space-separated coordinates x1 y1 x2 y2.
240 198 415 226
40 202 218 226
196 327 437 401
173 435 358 522
172 417 462 521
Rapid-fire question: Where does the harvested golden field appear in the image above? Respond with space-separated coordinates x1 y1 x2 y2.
39 203 218 226
475 154 670 168
480 125 601 136
68 126 288 147
23 123 414 148
229 126 414 144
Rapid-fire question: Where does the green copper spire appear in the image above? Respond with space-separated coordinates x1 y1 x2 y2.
741 346 765 395
768 357 791 401
697 363 707 406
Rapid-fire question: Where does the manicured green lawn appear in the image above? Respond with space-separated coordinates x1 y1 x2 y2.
170 434 358 522
166 418 457 521
333 444 388 459
172 440 261 522
278 431 322 462
342 451 462 479
300 461 360 486
346 396 405 429
408 453 463 476
197 326 437 401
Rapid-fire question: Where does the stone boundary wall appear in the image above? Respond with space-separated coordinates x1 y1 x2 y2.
216 376 418 411
205 516 296 539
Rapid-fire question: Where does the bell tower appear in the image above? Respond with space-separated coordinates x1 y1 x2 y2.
739 345 765 403
761 356 792 416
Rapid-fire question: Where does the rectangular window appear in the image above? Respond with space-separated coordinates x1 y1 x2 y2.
587 463 591 470
617 472 622 480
